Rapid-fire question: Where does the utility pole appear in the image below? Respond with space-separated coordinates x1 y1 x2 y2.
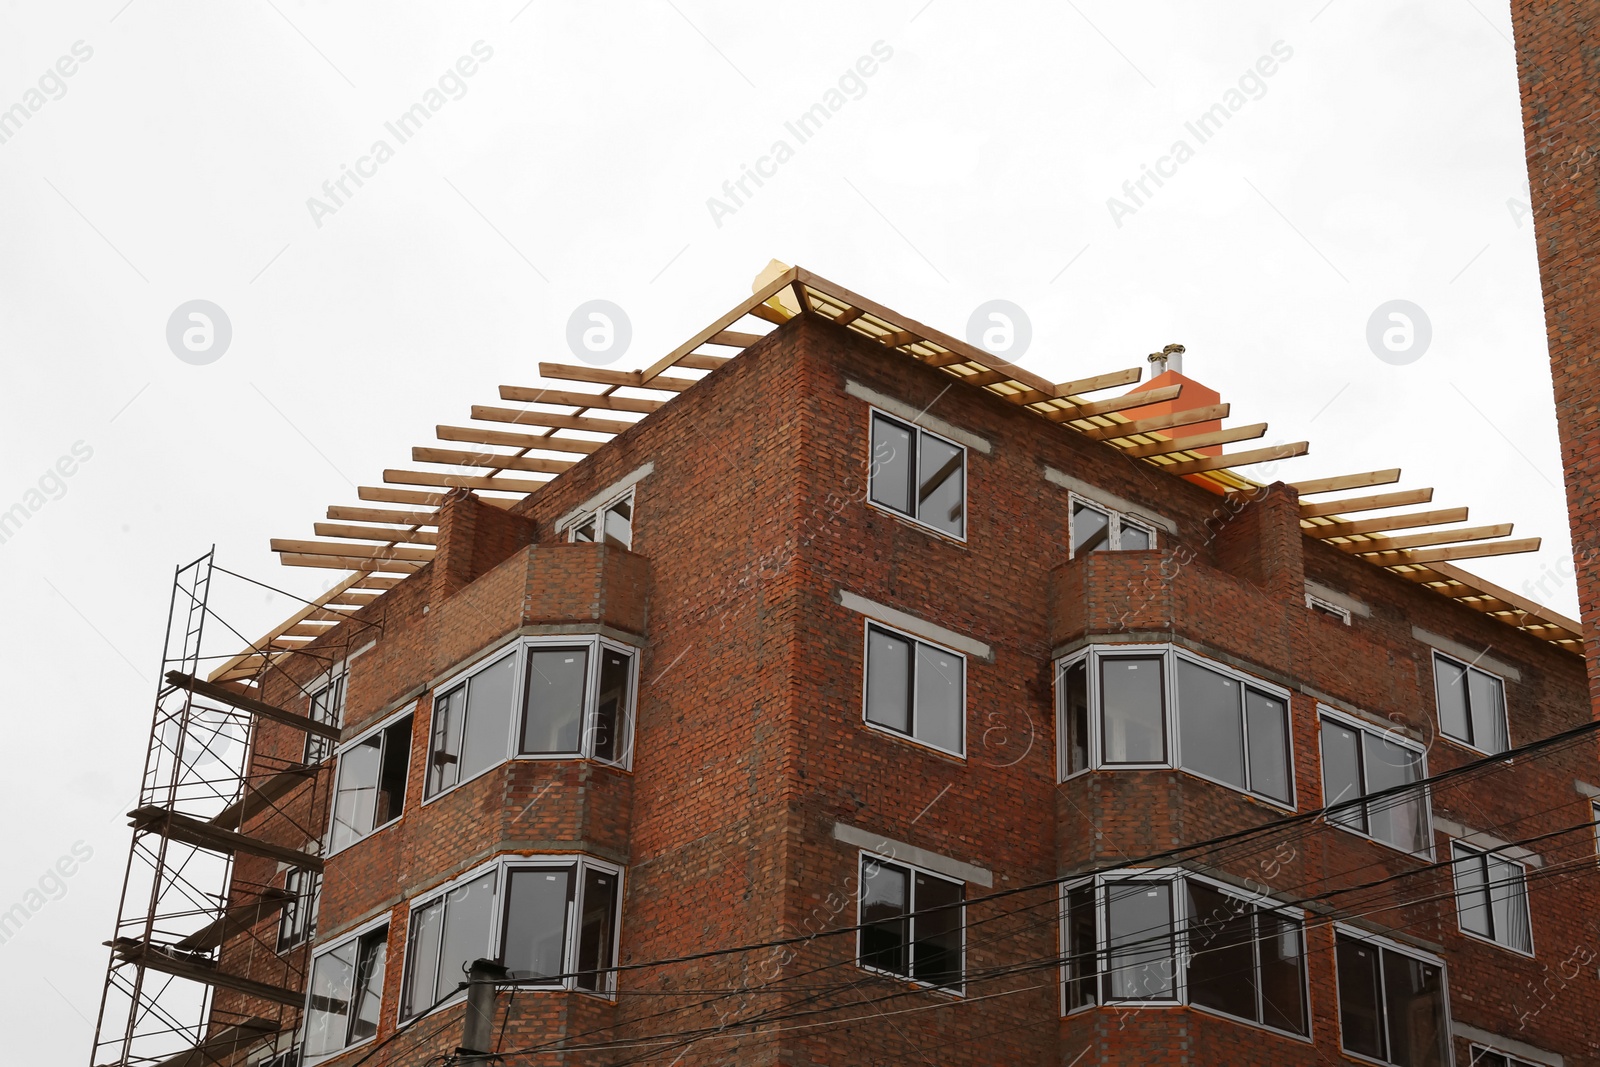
456 958 509 1065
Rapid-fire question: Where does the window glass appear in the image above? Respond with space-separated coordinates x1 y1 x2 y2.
1363 732 1427 853
914 642 964 754
1336 935 1386 1059
1099 656 1165 764
278 866 319 952
521 647 588 755
1176 660 1244 788
868 414 914 515
912 872 963 990
402 897 443 1019
1381 949 1448 1067
1062 659 1089 776
1072 501 1111 555
576 867 620 991
305 675 345 765
1103 880 1175 1001
330 735 381 854
1244 690 1290 802
592 648 633 764
304 937 356 1057
434 872 496 1006
1468 669 1508 753
427 687 463 796
1120 522 1153 551
1492 854 1532 954
860 859 909 976
1320 720 1366 832
503 868 571 981
1434 653 1509 754
459 655 516 783
1065 882 1097 1010
865 627 912 735
1453 846 1493 939
917 432 965 536
1257 908 1306 1035
1185 881 1256 1020
601 495 633 549
1433 656 1470 741
349 929 387 1043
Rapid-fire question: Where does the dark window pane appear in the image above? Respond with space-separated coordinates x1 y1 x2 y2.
917 433 964 535
521 648 588 755
1185 881 1257 1022
459 655 515 781
915 643 963 753
1120 522 1153 550
1468 669 1508 753
1176 660 1244 788
1363 733 1426 853
1062 660 1089 776
376 717 411 826
860 860 910 976
1434 655 1471 744
1488 855 1531 953
912 873 963 989
576 867 620 991
402 900 443 1019
1104 880 1175 1001
865 628 913 734
305 676 345 764
349 929 387 1043
502 868 571 981
1100 656 1166 764
1474 1054 1511 1067
1381 949 1448 1067
1065 883 1097 1010
1072 502 1111 555
1320 720 1366 833
435 872 496 1006
1453 847 1493 939
1335 934 1385 1060
592 648 633 763
427 687 463 797
278 867 318 951
870 415 914 515
330 734 381 853
1257 909 1307 1035
1245 690 1291 802
304 939 356 1055
602 496 633 549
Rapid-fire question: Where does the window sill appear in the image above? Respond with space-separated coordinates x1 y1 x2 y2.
856 962 964 999
1436 731 1512 761
1328 820 1434 862
861 718 966 762
865 498 968 546
325 814 403 860
302 1034 376 1066
1457 925 1535 958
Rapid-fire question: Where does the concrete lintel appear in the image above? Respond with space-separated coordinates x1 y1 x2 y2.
833 822 993 887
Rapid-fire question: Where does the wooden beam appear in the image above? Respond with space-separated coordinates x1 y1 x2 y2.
1363 538 1542 568
470 405 640 436
921 350 977 369
210 767 317 832
167 670 343 741
709 330 767 348
748 301 789 326
278 553 421 574
436 425 601 455
110 938 306 1007
789 279 811 315
279 622 337 639
313 523 438 545
497 386 663 414
327 506 439 526
384 469 548 494
675 353 731 371
1119 422 1268 459
410 447 573 476
1428 561 1583 635
270 539 434 564
1300 488 1434 519
174 888 294 952
1302 507 1469 538
1337 524 1514 554
880 330 920 348
536 363 697 392
1150 441 1308 476
1082 404 1232 442
355 576 403 590
1042 385 1185 423
1056 368 1145 397
327 591 380 607
953 369 1013 387
641 265 799 381
835 307 865 327
1289 469 1402 496
206 572 371 684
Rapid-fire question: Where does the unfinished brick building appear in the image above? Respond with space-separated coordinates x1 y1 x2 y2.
92 266 1600 1067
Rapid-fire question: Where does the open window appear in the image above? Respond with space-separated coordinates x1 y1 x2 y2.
564 488 634 550
303 671 347 765
277 865 321 952
328 712 412 854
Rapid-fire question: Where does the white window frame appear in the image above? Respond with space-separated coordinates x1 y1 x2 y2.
1067 492 1158 557
397 853 625 1021
325 704 413 857
423 634 642 804
303 665 349 765
276 864 321 953
1468 1044 1543 1067
854 850 966 996
1331 923 1453 1067
1432 651 1512 756
1058 868 1312 1041
1052 643 1297 810
1306 592 1352 624
1317 706 1435 859
860 619 967 758
865 408 969 541
1450 840 1535 957
300 913 390 1064
561 486 636 550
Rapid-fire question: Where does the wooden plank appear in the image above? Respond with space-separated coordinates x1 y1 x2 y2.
921 351 976 369
271 539 435 564
410 447 573 476
355 576 403 590
1429 561 1583 635
110 937 306 1006
1363 538 1541 567
327 506 440 526
437 425 601 455
1336 524 1513 554
1056 368 1146 397
835 307 866 327
279 622 337 639
470 405 640 436
536 363 697 392
169 670 342 741
1150 441 1308 476
954 369 1013 387
328 591 380 607
1042 385 1184 423
128 806 325 871
148 1018 281 1067
789 279 812 315
1119 423 1268 459
641 265 798 381
173 888 294 952
1300 488 1435 519
497 386 663 414
314 523 438 545
675 353 731 371
748 301 789 326
880 330 920 348
384 469 548 494
206 573 370 684
359 486 448 507
211 766 317 832
1082 404 1232 441
709 330 767 348
1289 468 1402 496
278 553 421 574
1302 507 1469 538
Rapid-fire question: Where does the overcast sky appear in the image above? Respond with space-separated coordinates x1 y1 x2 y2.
0 0 1566 1057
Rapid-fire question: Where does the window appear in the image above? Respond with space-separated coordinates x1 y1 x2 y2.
399 857 622 1019
425 636 638 800
1433 652 1509 754
304 672 347 765
858 856 963 992
1054 645 1293 806
1334 929 1450 1066
1069 496 1156 556
1062 871 1308 1037
329 714 412 853
1469 1046 1542 1067
303 923 387 1059
1306 593 1352 624
277 866 321 952
1319 711 1431 854
868 411 965 537
1451 842 1533 953
564 489 634 550
863 623 964 756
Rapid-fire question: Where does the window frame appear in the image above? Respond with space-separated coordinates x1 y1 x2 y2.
422 635 642 805
1052 643 1297 810
300 914 389 1064
276 865 321 953
325 706 414 856
1467 1044 1542 1067
1306 593 1353 624
1431 651 1511 756
860 620 967 758
1058 868 1312 1041
1450 840 1535 957
854 851 967 995
303 667 349 765
561 487 636 550
1331 923 1453 1067
1067 492 1158 558
1317 706 1435 859
865 409 969 541
397 853 625 1022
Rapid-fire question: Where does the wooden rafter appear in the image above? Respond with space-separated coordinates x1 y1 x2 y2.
1300 488 1434 519
1119 422 1268 459
1082 404 1232 442
1303 507 1469 538
1290 469 1402 495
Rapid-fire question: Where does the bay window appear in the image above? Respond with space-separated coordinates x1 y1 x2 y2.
1334 928 1450 1066
1319 710 1432 855
868 411 966 538
303 922 387 1059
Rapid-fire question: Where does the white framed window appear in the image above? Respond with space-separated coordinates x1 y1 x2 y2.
1318 708 1432 856
857 853 964 992
1469 1045 1543 1067
867 410 966 539
862 622 965 757
304 670 348 765
1451 842 1533 954
1053 645 1294 807
327 711 412 854
1060 870 1309 1038
277 865 321 952
1069 494 1156 556
563 488 635 550
398 855 623 1020
302 919 388 1061
425 635 640 801
1333 926 1451 1066
1306 593 1352 624
1432 651 1510 755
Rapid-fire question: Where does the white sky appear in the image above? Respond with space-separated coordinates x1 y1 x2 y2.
0 0 1568 1057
